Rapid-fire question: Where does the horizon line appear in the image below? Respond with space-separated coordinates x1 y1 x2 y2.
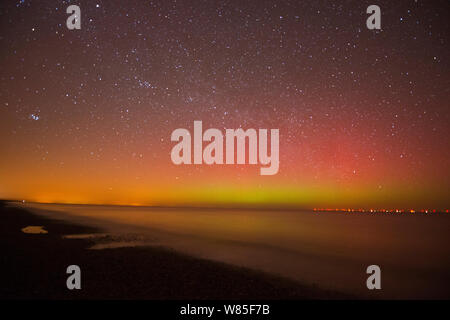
2 199 449 213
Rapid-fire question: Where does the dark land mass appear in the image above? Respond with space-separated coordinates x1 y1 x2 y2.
0 200 350 300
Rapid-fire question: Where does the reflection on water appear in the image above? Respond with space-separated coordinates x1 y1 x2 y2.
18 203 450 298
63 233 154 250
21 225 48 234
63 233 110 239
89 241 151 250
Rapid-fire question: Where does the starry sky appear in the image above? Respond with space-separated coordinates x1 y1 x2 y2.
0 0 449 209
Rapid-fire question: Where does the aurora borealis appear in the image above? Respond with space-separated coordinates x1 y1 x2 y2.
0 0 449 210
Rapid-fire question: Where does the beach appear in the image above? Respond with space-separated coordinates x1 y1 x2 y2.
2 201 450 299
0 201 345 299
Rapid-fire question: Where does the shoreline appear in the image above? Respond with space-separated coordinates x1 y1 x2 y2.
0 201 350 299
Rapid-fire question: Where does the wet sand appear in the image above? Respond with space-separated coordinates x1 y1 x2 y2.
0 201 347 299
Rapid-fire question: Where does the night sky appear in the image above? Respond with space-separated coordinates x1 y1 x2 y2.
0 0 449 209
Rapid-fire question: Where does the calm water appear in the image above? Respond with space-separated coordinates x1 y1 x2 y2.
18 203 450 298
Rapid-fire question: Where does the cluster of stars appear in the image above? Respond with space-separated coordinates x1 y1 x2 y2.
0 0 448 209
